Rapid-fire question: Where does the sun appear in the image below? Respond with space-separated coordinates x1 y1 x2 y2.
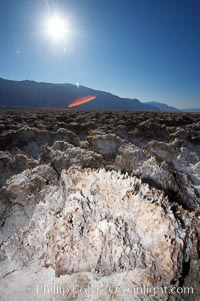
46 15 69 42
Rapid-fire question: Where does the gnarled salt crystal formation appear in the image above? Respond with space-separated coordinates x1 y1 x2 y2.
0 110 200 300
0 166 192 301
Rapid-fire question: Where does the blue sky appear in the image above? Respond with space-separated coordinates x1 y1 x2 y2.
0 0 200 108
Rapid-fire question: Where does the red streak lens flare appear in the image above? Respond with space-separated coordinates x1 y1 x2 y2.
68 95 96 108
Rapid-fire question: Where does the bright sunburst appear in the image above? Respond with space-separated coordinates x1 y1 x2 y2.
46 15 69 42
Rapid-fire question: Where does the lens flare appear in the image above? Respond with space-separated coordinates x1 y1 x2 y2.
68 96 96 108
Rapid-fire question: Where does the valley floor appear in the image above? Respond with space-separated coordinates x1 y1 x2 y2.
0 110 200 300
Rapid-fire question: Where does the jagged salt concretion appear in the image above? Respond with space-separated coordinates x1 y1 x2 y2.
0 167 189 300
0 150 38 187
40 141 104 172
0 164 58 244
115 144 200 210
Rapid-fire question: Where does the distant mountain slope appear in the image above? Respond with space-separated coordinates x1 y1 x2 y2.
0 78 158 111
181 108 200 112
144 101 179 112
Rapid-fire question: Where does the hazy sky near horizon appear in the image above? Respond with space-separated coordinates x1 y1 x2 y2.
0 0 200 108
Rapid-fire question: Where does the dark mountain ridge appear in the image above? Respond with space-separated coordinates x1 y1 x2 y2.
0 78 158 110
0 78 199 112
144 101 180 112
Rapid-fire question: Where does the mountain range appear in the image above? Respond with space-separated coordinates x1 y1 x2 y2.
0 78 199 112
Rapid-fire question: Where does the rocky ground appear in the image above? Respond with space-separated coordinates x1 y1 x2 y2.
0 110 200 301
